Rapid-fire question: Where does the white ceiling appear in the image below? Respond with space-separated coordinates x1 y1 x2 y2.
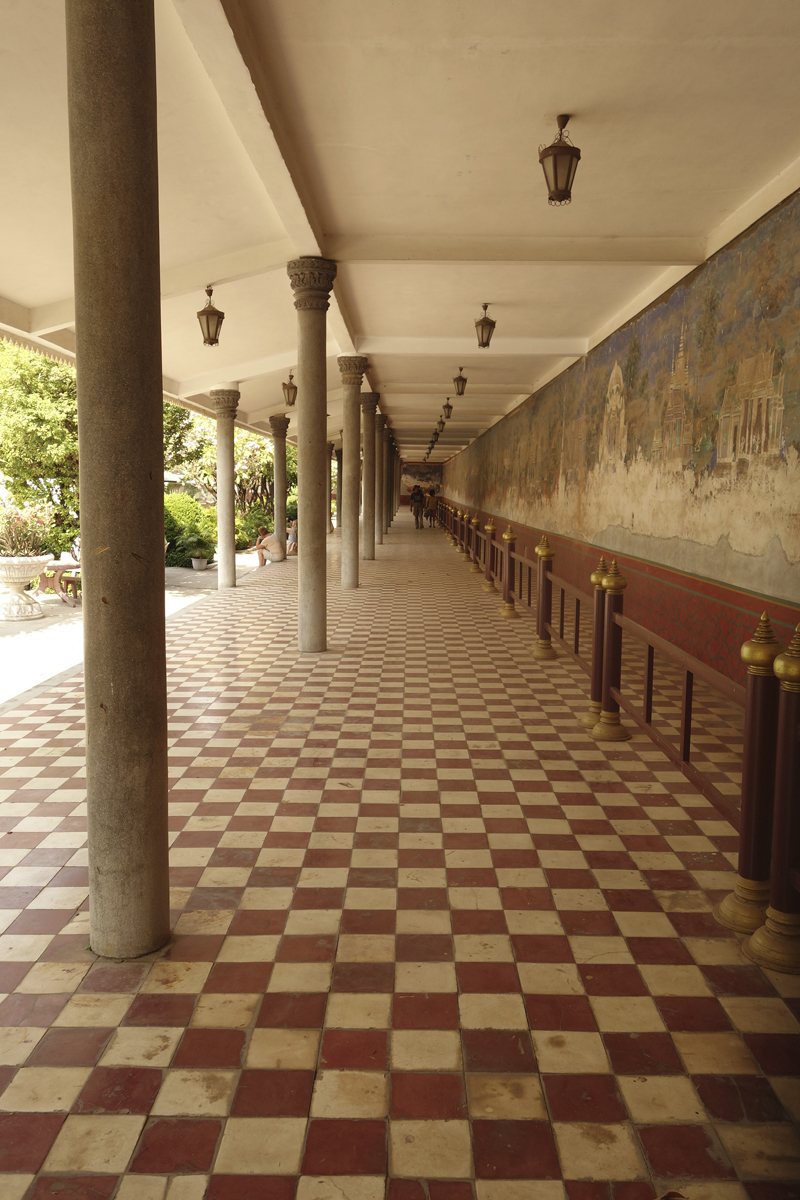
1 0 800 461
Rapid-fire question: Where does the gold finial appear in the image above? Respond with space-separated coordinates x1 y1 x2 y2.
485 517 496 533
741 612 782 676
590 554 608 589
502 524 515 543
601 559 627 593
536 534 555 560
774 623 800 691
472 514 480 526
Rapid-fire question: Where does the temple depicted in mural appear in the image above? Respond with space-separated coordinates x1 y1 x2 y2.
717 348 785 469
599 361 627 467
663 325 692 464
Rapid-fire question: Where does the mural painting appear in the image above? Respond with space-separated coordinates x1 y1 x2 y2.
444 190 800 604
401 462 443 496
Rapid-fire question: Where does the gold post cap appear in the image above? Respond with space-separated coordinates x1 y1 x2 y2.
535 533 555 560
590 555 609 588
472 515 480 526
601 559 627 593
502 524 515 543
774 623 800 687
741 612 782 674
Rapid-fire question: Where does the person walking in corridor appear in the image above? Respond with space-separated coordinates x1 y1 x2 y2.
410 485 425 528
425 487 437 527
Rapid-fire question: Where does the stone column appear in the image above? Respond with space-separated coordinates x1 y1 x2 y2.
327 441 335 533
338 356 368 589
361 393 378 560
66 0 168 958
211 386 239 590
269 414 290 557
383 428 391 534
374 413 386 547
287 257 337 652
335 444 343 533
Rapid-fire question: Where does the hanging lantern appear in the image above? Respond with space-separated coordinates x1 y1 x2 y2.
433 430 439 443
443 397 453 420
282 371 297 407
437 417 445 433
475 303 495 349
197 285 225 346
538 114 581 206
453 367 467 395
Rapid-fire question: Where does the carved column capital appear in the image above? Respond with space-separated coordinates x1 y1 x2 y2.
269 414 290 439
375 413 386 434
360 392 379 415
338 355 369 386
287 256 337 311
327 441 335 457
210 388 240 419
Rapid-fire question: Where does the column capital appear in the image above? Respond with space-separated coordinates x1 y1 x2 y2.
210 387 240 419
375 413 386 433
382 426 390 443
287 256 337 310
327 441 335 456
269 414 290 438
360 392 379 415
338 355 369 386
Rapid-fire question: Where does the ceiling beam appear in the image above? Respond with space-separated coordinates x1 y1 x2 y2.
356 336 587 357
328 234 705 266
173 339 343 397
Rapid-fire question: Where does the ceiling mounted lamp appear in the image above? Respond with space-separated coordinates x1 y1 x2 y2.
443 397 453 420
453 367 467 395
433 430 439 443
282 371 297 408
197 285 225 346
437 417 445 433
538 114 581 206
475 303 495 349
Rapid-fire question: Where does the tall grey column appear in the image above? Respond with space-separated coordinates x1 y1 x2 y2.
212 386 239 590
375 413 386 546
383 429 391 534
269 414 290 556
338 357 368 589
361 393 378 561
66 0 168 959
335 445 343 532
327 441 335 533
288 257 337 652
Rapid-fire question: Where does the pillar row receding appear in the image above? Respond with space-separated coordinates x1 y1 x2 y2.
269 414 290 557
338 356 368 589
212 386 240 590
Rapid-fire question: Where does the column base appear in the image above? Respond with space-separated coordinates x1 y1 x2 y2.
591 710 631 741
469 562 483 573
531 639 557 661
714 876 770 934
744 907 800 974
498 602 519 620
482 581 496 592
579 700 602 729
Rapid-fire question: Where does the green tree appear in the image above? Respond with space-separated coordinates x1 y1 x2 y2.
182 415 292 523
163 401 203 473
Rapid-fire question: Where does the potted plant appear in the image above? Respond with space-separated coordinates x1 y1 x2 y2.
0 503 54 620
176 528 216 571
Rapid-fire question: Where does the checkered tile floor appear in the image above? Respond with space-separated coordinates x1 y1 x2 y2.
0 511 798 1200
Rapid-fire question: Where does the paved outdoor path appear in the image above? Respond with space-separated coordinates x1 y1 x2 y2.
0 512 797 1199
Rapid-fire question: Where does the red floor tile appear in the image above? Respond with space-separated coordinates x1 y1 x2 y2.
0 991 70 1027
173 1028 246 1067
656 996 733 1032
511 935 573 962
743 1034 800 1075
320 1030 388 1069
578 965 647 995
27 1177 118 1200
524 995 598 1032
73 1067 162 1114
331 962 394 992
462 1030 537 1073
691 1074 785 1123
392 993 460 1029
472 1120 560 1179
123 994 197 1026
257 993 327 1028
208 1178 297 1200
395 933 454 961
301 1119 387 1175
639 1123 736 1178
232 1069 314 1117
390 1072 467 1119
205 962 274 993
603 1032 684 1075
543 1074 627 1122
456 963 520 992
0 1112 65 1170
27 1027 111 1066
131 1118 222 1173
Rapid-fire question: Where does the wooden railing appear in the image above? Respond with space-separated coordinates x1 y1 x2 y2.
437 499 800 973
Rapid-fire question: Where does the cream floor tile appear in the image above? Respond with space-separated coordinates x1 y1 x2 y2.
27 886 89 910
673 1032 759 1074
247 1028 320 1069
141 962 211 993
448 888 503 910
15 960 91 993
325 993 392 1029
396 910 451 934
344 888 397 910
716 1123 800 1180
214 1117 307 1174
100 1027 182 1068
655 889 713 913
336 934 396 962
389 1119 472 1178
589 995 666 1032
618 1074 706 1122
466 1073 547 1120
151 1069 236 1116
517 963 585 995
284 909 342 936
267 963 332 992
0 934 53 961
551 890 608 912
553 1122 645 1180
505 911 564 936
458 993 528 1029
0 1066 90 1112
174 909 234 935
453 934 513 962
53 992 134 1027
217 935 281 962
190 992 260 1028
44 1113 146 1173
0 1026 45 1065
769 1077 800 1121
684 937 749 966
531 1031 610 1074
672 1186 748 1200
115 1178 167 1200
240 888 295 910
395 962 457 993
475 1182 565 1200
640 964 713 995
568 937 633 965
763 969 800 997
298 867 350 888
398 868 447 888
296 1177 384 1200
721 996 800 1034
167 1180 208 1200
613 911 678 938
0 1178 36 1200
310 1070 389 1118
391 1030 462 1071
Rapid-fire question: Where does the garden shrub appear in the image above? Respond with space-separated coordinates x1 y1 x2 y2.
165 493 216 567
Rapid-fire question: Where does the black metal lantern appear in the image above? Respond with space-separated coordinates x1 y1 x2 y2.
433 430 439 443
475 303 495 349
437 417 445 433
443 397 453 420
197 285 225 346
538 115 581 206
282 371 297 407
453 367 467 395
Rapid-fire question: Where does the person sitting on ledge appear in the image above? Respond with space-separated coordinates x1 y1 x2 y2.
256 526 284 566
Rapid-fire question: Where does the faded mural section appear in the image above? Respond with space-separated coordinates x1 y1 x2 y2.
401 463 443 495
443 191 800 604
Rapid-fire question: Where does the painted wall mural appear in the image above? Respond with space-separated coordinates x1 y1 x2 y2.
444 191 800 604
401 463 443 496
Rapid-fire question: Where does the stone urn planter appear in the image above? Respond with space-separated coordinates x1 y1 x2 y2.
0 555 54 620
191 557 208 571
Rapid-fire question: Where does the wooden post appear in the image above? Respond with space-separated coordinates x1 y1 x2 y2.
470 515 482 572
716 613 783 934
591 560 630 741
746 623 800 972
482 518 497 591
580 555 608 727
532 535 556 660
461 511 473 562
499 525 519 619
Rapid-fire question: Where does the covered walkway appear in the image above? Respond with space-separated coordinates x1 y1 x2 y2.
0 514 798 1197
